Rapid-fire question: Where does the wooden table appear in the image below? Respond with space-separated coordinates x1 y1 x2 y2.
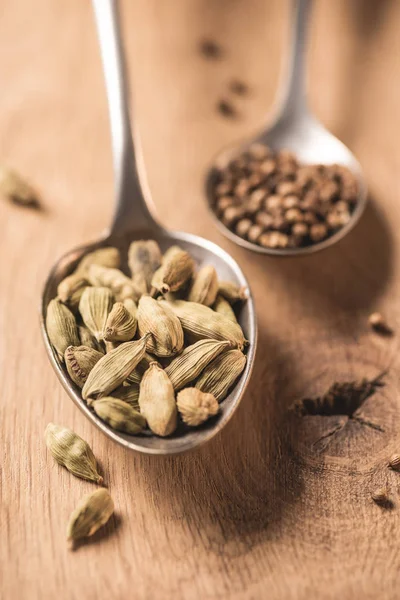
2 0 400 598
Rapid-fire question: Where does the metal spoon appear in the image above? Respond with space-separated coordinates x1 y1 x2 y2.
40 0 257 455
205 0 367 256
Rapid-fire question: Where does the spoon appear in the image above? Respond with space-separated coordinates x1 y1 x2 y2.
205 0 367 256
40 0 257 455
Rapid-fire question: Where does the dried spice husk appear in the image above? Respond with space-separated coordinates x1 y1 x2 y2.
46 298 80 360
137 295 184 357
128 239 162 294
111 383 140 409
64 345 103 388
188 265 218 306
82 336 149 400
151 246 194 294
45 423 103 484
123 298 137 319
126 352 160 384
78 326 105 353
91 397 146 434
75 247 120 276
389 454 400 471
79 286 113 342
67 488 114 548
57 274 88 311
88 264 142 302
0 166 40 208
103 302 137 342
139 363 177 436
213 294 237 322
177 388 219 426
160 299 246 350
165 339 232 391
195 349 247 401
104 340 121 353
218 281 247 303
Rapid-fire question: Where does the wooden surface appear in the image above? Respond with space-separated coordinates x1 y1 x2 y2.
2 0 400 598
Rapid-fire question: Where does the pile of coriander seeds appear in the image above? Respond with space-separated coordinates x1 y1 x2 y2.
211 143 359 249
45 241 248 438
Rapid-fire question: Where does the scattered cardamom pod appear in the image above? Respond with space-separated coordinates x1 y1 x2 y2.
151 246 194 294
91 397 146 434
368 312 393 336
45 423 103 484
104 340 121 353
46 298 80 360
78 325 105 353
165 339 232 391
57 273 88 311
139 363 177 436
111 383 140 409
79 286 113 342
371 487 390 506
103 302 137 342
0 165 40 209
64 345 103 388
389 454 400 470
177 388 219 426
213 294 237 322
123 297 137 319
137 295 184 357
75 246 121 276
161 299 246 349
218 281 247 303
88 264 141 302
188 265 218 306
82 336 149 400
195 349 246 401
126 352 160 384
67 488 114 548
128 239 162 294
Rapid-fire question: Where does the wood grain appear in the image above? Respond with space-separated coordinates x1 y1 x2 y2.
2 0 400 598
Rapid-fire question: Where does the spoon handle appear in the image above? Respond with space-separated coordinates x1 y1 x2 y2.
92 0 159 235
276 0 312 121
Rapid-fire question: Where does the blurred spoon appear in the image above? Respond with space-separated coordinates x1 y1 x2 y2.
205 0 367 256
40 0 257 455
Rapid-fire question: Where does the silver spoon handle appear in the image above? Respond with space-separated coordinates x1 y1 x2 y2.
277 0 312 121
92 0 156 234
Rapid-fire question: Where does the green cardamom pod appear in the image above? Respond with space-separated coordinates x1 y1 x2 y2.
64 345 103 388
188 265 218 306
151 246 194 294
137 295 184 357
67 488 114 548
78 326 105 353
46 298 80 360
75 246 120 276
139 363 177 436
79 286 113 342
218 281 247 303
176 388 219 426
103 302 137 342
88 264 142 302
122 297 137 319
212 294 237 323
128 239 162 294
195 349 247 401
111 383 140 409
91 397 146 434
57 273 88 311
125 352 160 384
45 423 103 484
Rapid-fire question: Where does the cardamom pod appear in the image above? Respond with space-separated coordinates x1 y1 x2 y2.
0 165 40 208
165 338 232 390
75 246 120 276
176 388 219 426
213 294 237 323
91 397 146 434
188 265 218 306
78 326 105 353
126 352 160 384
79 286 113 342
151 246 194 294
137 295 184 357
218 281 247 303
67 488 114 548
160 299 246 350
88 264 141 302
57 273 88 311
64 345 103 388
195 349 247 401
82 336 149 400
111 383 140 409
123 298 137 319
104 340 121 353
103 302 137 342
128 239 162 294
46 298 80 360
139 363 177 436
45 423 103 484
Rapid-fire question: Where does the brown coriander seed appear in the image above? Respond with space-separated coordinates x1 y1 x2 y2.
319 181 339 203
217 99 236 118
255 212 274 228
264 194 283 212
235 218 253 238
247 224 263 244
282 195 299 210
247 172 263 188
284 208 303 223
259 231 289 249
326 210 350 229
249 189 266 206
234 180 251 198
221 206 244 226
389 454 400 470
258 159 276 176
310 223 328 242
248 143 270 160
277 181 299 197
215 182 232 197
276 149 297 164
368 312 393 335
271 216 289 232
333 200 350 213
216 196 234 213
292 222 308 238
303 211 318 225
301 190 319 209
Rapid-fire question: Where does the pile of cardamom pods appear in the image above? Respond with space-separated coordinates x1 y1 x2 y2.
46 240 249 437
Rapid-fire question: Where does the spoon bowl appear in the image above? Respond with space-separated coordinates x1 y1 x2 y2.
40 0 257 455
